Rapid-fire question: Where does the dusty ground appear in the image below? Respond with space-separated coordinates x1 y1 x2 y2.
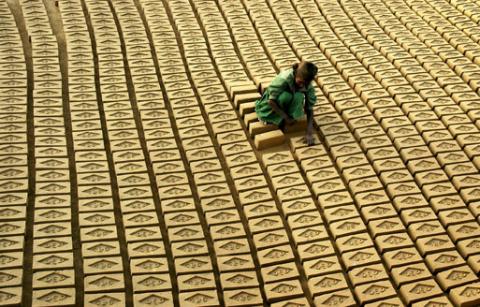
1 0 480 306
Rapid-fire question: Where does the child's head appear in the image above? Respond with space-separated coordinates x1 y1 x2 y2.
293 61 318 88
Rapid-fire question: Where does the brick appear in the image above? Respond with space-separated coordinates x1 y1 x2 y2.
265 279 303 302
224 288 263 305
177 273 215 292
84 273 124 293
304 255 343 279
415 233 455 256
220 271 259 290
411 296 453 307
449 281 480 307
217 254 255 273
437 265 478 291
178 290 219 306
288 210 323 229
355 280 397 304
313 289 356 307
267 161 299 177
261 262 299 284
234 92 260 107
255 129 285 150
400 208 437 227
32 288 76 306
190 159 222 173
249 121 277 136
84 293 125 306
244 201 278 220
383 247 423 270
239 101 256 116
448 222 480 242
308 272 349 297
244 112 258 126
348 264 390 287
134 292 174 307
402 278 445 305
391 262 432 288
257 245 294 267
211 223 246 241
425 250 467 274
130 257 169 275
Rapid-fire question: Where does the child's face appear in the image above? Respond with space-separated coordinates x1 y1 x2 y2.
295 76 306 89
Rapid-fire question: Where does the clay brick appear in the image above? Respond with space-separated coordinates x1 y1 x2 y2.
244 112 258 126
249 214 284 234
375 232 414 253
257 245 294 267
178 290 219 306
399 279 444 305
416 234 456 256
438 208 476 227
226 151 257 168
391 263 432 287
361 203 397 222
211 223 246 241
267 161 299 177
399 207 436 226
32 288 75 306
313 289 356 307
234 92 260 108
312 179 345 197
335 233 375 254
410 296 453 307
304 253 343 279
306 167 338 184
308 272 349 297
217 130 247 145
447 222 480 242
329 217 367 239
261 262 299 283
291 224 328 246
265 279 303 302
271 173 304 191
244 201 278 220
281 198 316 217
383 247 423 270
134 292 174 307
130 257 169 275
324 204 359 224
354 280 397 305
272 297 310 307
254 129 285 150
239 101 256 116
84 273 124 293
288 210 323 229
449 281 480 307
437 265 478 291
348 264 390 287
318 191 353 209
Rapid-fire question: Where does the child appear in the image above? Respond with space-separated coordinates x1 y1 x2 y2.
255 61 318 145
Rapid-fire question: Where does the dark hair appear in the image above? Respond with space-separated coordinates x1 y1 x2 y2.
293 61 318 84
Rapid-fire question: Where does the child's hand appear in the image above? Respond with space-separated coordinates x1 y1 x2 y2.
305 133 315 146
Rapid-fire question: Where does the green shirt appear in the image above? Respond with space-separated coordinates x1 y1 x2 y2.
255 68 317 125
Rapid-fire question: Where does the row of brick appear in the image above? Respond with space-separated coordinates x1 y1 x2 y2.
0 1 28 306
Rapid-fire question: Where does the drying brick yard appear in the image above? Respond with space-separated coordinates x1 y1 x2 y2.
1 0 480 305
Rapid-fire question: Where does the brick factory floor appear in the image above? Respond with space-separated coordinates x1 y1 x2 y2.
1 0 480 306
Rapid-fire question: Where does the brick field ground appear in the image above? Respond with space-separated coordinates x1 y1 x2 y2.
1 0 480 306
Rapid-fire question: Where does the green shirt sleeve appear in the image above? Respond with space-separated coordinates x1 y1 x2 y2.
306 83 317 108
267 74 288 102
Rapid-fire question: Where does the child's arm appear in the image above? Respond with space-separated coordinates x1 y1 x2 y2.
304 104 314 145
268 99 295 125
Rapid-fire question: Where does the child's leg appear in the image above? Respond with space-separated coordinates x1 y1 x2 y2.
287 92 306 120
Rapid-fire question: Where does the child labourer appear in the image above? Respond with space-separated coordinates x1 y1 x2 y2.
255 61 318 146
